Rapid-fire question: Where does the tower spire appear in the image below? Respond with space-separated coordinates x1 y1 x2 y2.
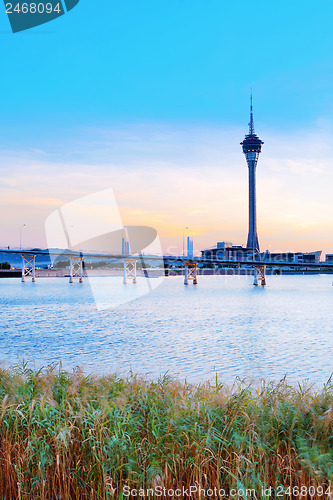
249 94 255 135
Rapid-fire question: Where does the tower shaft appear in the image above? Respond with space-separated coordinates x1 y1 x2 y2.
246 153 259 251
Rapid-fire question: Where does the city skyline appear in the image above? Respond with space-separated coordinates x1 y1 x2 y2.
1 0 333 254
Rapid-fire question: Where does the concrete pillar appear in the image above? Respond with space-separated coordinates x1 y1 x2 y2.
123 259 137 284
253 267 258 286
123 261 127 284
69 258 73 283
184 263 188 285
21 254 36 283
254 265 266 286
21 255 25 283
69 256 83 283
184 262 197 285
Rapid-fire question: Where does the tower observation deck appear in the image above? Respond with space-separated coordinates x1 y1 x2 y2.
240 96 264 252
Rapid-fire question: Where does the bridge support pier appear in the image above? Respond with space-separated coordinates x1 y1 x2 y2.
21 254 36 283
123 259 137 284
254 265 266 286
184 262 198 285
69 256 84 283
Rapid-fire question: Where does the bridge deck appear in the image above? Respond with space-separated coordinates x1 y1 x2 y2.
1 249 332 269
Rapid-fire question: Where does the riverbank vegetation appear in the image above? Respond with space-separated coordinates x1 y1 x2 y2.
0 363 333 499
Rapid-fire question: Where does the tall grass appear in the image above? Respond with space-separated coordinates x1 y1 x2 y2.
1 363 333 499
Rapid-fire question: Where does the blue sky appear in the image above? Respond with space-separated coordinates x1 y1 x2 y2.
1 0 333 253
1 0 333 130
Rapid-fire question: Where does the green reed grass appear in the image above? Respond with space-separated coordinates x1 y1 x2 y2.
1 363 333 499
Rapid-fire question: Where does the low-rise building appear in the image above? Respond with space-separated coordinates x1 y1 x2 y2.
201 242 260 261
201 242 322 264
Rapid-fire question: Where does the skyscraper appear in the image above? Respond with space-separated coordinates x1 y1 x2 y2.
241 97 264 252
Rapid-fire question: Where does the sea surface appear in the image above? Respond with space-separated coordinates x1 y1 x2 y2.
1 274 333 386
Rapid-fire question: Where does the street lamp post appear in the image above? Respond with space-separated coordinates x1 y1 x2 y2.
20 224 26 251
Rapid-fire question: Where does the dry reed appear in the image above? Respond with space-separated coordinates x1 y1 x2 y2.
0 363 333 499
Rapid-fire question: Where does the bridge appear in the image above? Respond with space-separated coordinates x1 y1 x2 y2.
1 247 333 287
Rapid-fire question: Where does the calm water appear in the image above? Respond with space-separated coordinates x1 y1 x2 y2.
1 274 333 385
